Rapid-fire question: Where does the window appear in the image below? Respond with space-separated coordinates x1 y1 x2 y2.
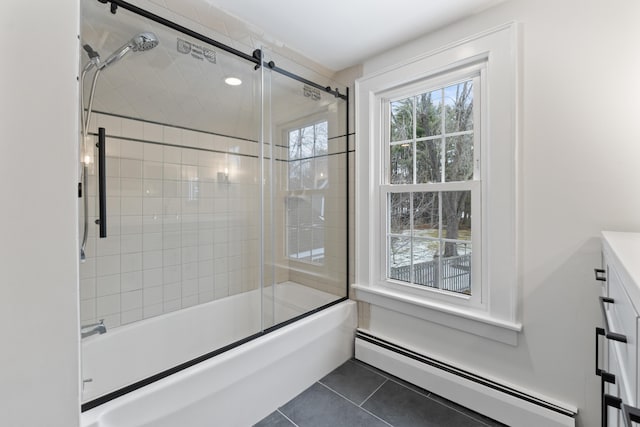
385 78 480 302
286 121 328 264
353 24 520 345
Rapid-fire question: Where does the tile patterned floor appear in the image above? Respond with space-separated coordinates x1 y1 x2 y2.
254 359 507 427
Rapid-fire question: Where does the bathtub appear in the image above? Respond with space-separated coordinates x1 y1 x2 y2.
81 282 356 427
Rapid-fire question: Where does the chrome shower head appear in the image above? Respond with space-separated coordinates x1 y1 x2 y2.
99 32 158 70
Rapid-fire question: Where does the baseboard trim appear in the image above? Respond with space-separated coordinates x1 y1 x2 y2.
355 330 577 427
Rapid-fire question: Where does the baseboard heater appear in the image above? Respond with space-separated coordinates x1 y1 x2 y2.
355 330 577 427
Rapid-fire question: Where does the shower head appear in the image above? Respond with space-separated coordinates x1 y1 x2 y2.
98 32 158 70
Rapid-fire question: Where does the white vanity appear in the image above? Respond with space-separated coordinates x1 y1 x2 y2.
599 231 640 426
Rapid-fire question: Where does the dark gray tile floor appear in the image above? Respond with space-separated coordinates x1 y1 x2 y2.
254 359 507 427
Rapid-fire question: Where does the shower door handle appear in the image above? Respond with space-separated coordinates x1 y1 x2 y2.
96 127 107 238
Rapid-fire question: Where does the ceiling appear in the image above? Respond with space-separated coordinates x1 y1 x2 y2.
205 0 507 71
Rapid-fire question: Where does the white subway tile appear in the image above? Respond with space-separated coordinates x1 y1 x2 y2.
120 178 142 197
198 292 214 304
144 122 163 142
80 278 96 301
121 271 143 292
97 114 122 137
163 198 180 215
143 179 163 197
163 231 181 249
162 125 180 144
121 308 143 325
143 268 163 288
143 303 163 319
143 250 163 270
120 159 143 179
198 260 214 278
121 197 143 216
96 254 120 276
105 138 121 157
163 299 181 313
102 314 121 329
182 148 199 166
143 215 162 233
143 286 163 306
182 262 198 281
79 257 96 279
181 295 198 308
96 294 120 317
163 248 181 266
121 118 144 140
182 246 198 264
105 157 120 178
163 265 181 284
198 244 213 261
97 236 121 256
106 177 121 197
121 215 143 234
143 161 163 180
120 141 144 160
106 196 121 216
181 230 198 247
97 274 120 297
181 129 199 147
121 290 143 312
121 234 142 254
144 143 163 162
143 197 163 216
181 165 198 180
182 279 198 297
80 299 96 322
163 283 181 301
163 163 180 181
163 146 181 164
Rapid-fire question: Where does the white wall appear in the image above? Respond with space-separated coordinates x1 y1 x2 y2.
360 0 640 425
0 2 80 427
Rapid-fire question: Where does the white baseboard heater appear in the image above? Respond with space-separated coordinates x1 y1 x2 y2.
355 330 577 427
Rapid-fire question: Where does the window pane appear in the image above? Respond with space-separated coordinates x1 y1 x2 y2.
299 196 313 227
311 227 324 262
445 81 473 133
289 130 300 160
390 144 413 184
301 126 314 158
288 160 301 190
445 135 474 182
315 122 328 156
441 242 472 295
301 159 314 189
389 236 411 283
416 90 442 138
390 98 413 142
286 196 299 226
314 157 328 189
412 239 440 289
287 227 298 258
441 191 471 255
416 140 441 183
389 192 411 234
412 192 439 238
298 227 312 261
311 194 324 226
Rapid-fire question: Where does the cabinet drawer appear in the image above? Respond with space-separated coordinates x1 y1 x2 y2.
607 264 639 406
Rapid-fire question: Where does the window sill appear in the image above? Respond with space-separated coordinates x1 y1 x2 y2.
351 283 522 346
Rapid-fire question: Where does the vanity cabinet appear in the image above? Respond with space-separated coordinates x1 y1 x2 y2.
599 231 640 426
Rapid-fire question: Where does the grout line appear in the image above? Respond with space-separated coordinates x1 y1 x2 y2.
276 409 300 427
353 359 432 400
426 394 496 426
317 382 394 427
360 378 387 407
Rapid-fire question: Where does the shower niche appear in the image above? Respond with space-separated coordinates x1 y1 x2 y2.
79 0 349 406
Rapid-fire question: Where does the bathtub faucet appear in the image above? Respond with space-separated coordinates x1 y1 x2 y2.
81 319 107 339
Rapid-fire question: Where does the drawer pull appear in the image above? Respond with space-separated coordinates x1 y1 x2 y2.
600 372 617 427
599 297 628 343
595 268 606 282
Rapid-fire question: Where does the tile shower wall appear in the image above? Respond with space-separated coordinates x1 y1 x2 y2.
79 112 260 329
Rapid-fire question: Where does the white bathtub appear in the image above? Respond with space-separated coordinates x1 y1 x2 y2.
81 282 356 427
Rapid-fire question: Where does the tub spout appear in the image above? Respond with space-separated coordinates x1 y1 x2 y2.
81 319 107 339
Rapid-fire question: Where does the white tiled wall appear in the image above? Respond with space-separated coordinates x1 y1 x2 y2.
80 112 260 329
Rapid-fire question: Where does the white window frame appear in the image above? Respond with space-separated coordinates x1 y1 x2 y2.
381 68 483 309
353 23 521 345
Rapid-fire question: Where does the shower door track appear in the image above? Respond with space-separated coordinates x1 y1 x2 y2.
95 0 348 100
